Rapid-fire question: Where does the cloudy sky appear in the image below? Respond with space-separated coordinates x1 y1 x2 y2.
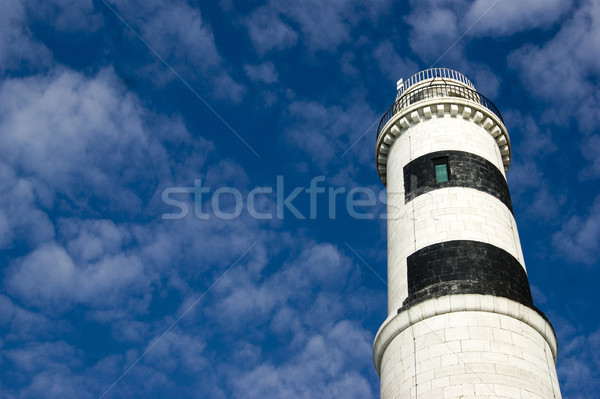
0 0 599 398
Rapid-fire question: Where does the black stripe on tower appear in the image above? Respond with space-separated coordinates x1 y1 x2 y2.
401 240 533 310
403 150 513 214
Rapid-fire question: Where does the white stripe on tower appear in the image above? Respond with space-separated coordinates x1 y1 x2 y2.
373 69 562 399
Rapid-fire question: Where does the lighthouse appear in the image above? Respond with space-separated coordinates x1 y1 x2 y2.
373 69 562 398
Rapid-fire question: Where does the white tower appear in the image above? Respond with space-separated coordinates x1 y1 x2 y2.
373 69 562 398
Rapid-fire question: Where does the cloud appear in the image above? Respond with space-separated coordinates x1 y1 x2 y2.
0 237 373 398
5 244 78 312
211 242 353 328
143 331 208 374
580 135 600 179
2 340 95 399
295 243 351 288
504 111 562 220
405 0 573 65
244 62 278 84
4 341 78 373
273 1 352 51
0 0 52 72
552 197 600 265
24 0 102 33
244 0 392 54
0 67 172 215
372 40 418 83
275 0 392 51
530 285 547 305
229 320 373 399
281 100 377 173
139 4 220 69
465 0 572 37
8 1 598 397
405 0 463 64
508 0 600 132
0 295 63 341
4 240 151 313
0 161 55 249
463 63 500 98
110 0 244 102
0 3 389 398
243 6 298 55
0 210 8 247
62 219 131 263
4 203 272 317
554 319 600 398
523 187 563 220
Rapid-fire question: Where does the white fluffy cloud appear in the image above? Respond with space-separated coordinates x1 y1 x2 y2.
405 0 573 64
372 40 418 83
0 4 386 398
211 243 374 399
466 0 572 37
0 68 171 215
554 320 600 398
230 320 373 399
507 0 600 263
552 198 600 265
244 6 298 55
211 242 353 326
503 111 562 220
0 62 257 320
0 0 52 72
0 161 55 249
5 240 150 313
244 62 279 84
0 295 60 341
244 0 392 54
405 1 462 64
581 135 600 179
24 0 102 33
509 0 600 130
281 100 377 172
110 0 244 102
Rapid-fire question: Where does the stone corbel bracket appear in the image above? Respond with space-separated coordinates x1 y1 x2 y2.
375 98 511 186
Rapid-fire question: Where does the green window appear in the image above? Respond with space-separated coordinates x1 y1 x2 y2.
434 161 449 183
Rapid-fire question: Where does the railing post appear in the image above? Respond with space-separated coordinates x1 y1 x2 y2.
379 82 503 141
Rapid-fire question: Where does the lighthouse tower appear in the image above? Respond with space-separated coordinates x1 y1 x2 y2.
373 69 562 398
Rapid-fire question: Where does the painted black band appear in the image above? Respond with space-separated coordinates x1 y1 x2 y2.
402 240 533 309
403 150 513 213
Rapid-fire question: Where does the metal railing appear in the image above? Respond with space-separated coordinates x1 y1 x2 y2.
397 68 475 98
377 83 503 141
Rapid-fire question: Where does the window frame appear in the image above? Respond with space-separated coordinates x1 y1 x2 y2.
432 156 450 183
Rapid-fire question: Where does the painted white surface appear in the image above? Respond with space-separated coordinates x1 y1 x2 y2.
375 295 561 399
375 76 561 398
375 98 511 184
385 115 523 312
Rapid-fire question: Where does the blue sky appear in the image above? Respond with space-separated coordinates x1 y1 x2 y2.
0 0 599 398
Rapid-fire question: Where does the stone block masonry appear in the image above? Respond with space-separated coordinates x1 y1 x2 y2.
403 150 513 214
372 69 561 398
403 240 533 310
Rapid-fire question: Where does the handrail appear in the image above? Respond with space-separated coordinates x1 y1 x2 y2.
397 68 475 99
378 83 503 141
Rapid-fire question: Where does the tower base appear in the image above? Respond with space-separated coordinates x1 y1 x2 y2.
373 295 561 399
